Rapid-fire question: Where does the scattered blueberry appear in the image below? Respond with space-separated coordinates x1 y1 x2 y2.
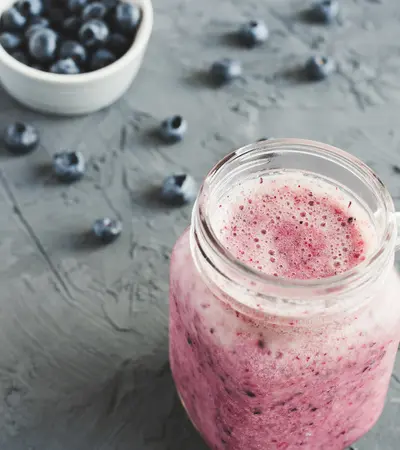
210 58 242 85
106 33 130 57
16 0 43 17
392 165 400 174
50 57 80 74
28 28 58 62
79 19 109 48
90 48 116 70
310 0 339 23
257 137 273 142
52 151 86 182
161 174 197 205
159 115 187 143
67 0 88 14
113 2 141 36
238 20 269 47
81 2 107 21
62 16 82 38
305 55 335 80
0 32 22 53
1 7 27 32
92 218 122 243
11 50 29 64
4 122 39 155
59 40 87 65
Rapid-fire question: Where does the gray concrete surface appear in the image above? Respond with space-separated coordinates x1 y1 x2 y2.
0 0 399 448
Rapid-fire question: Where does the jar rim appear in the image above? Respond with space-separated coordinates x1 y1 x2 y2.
194 139 396 297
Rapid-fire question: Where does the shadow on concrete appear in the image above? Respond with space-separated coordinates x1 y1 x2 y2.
0 355 207 450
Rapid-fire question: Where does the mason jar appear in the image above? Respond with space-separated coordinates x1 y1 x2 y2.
169 139 400 450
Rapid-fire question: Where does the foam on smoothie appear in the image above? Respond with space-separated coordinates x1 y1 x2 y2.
214 172 377 280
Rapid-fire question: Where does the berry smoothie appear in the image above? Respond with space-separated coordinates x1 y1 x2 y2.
169 171 400 450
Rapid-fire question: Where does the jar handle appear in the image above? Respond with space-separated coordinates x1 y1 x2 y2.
396 212 400 252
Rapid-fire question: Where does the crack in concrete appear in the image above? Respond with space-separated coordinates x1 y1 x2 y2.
0 170 73 300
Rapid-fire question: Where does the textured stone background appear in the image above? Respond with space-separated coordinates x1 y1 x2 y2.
0 0 399 449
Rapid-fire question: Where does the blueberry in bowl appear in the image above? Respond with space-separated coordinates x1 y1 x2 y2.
25 16 50 40
62 16 82 38
11 49 29 63
0 32 22 53
0 0 153 115
50 57 80 74
28 27 58 62
67 0 89 14
81 2 108 21
90 48 116 71
16 0 43 17
113 2 141 36
1 7 27 31
59 40 87 65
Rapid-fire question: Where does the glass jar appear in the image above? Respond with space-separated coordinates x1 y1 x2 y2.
169 139 400 450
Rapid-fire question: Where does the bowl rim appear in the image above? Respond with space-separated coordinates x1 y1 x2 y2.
0 0 153 85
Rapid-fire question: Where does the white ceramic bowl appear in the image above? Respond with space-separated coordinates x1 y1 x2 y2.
0 0 153 116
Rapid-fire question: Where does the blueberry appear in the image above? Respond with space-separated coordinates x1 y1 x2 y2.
30 62 47 70
62 16 82 38
16 0 43 17
0 32 22 53
310 0 339 23
161 174 197 206
4 122 39 155
90 48 116 70
29 15 49 26
46 8 64 29
106 33 130 57
305 55 335 80
210 58 242 85
25 18 49 40
59 40 87 65
52 151 85 182
67 0 88 14
50 57 80 74
29 28 58 62
1 7 27 32
159 115 187 143
11 50 29 64
239 20 269 47
113 2 141 36
102 0 118 10
79 19 109 48
82 2 107 21
92 218 122 243
257 137 273 142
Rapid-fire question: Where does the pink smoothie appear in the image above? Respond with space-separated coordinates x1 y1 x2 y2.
215 172 375 281
169 172 400 450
